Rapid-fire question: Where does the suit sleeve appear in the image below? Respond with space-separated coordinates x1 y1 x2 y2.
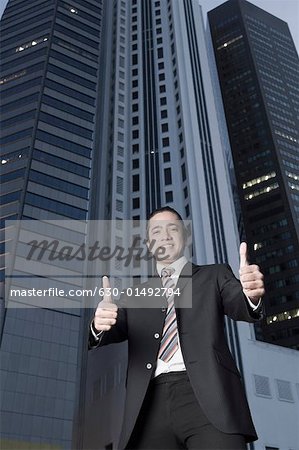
88 297 128 350
218 264 264 322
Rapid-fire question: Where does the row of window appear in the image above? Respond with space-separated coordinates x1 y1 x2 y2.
1 21 52 49
62 1 102 26
42 94 94 122
56 11 100 36
244 182 279 200
33 149 90 178
45 78 95 106
2 75 43 98
54 23 99 49
253 231 292 251
39 111 93 140
29 170 89 199
50 49 97 77
25 192 87 220
255 245 294 264
36 130 91 158
48 63 96 91
267 308 299 324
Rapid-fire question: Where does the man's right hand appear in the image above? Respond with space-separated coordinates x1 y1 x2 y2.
93 276 118 332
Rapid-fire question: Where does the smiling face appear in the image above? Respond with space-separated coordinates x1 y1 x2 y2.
147 211 186 265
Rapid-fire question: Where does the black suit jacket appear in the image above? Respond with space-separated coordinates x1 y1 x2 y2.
89 263 263 449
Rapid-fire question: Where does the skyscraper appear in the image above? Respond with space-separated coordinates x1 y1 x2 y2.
208 0 299 349
1 0 103 448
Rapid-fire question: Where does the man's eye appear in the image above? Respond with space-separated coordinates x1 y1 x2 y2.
152 230 160 235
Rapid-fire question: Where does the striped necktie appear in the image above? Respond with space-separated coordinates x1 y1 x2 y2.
158 267 179 362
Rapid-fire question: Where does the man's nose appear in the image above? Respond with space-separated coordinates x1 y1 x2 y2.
161 229 172 240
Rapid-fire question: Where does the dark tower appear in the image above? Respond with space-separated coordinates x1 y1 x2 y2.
208 0 299 349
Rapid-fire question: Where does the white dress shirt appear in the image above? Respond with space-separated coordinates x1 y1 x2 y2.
154 255 188 377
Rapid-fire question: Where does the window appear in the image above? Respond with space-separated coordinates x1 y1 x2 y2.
162 137 169 147
165 191 173 202
181 164 186 181
117 161 124 171
116 176 123 194
132 174 139 192
164 168 172 185
132 159 139 169
116 200 123 212
253 374 271 398
161 123 168 133
276 379 294 402
133 198 140 209
157 48 163 59
159 73 165 81
132 143 139 154
132 130 139 139
132 116 139 125
161 110 168 118
160 97 167 105
163 152 170 162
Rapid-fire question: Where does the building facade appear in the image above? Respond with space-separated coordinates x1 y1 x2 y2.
208 0 299 349
0 0 104 448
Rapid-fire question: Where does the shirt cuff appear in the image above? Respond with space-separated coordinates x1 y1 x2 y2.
90 321 104 340
245 295 262 311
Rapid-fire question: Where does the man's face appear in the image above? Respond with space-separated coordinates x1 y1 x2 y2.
147 211 186 265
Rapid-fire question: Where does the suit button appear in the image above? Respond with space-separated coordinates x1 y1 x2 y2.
161 308 166 312
146 363 152 370
154 333 160 339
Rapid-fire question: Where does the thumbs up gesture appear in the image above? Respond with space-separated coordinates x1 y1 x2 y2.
93 276 118 332
239 242 265 304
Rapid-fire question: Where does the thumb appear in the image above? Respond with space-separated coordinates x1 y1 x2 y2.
102 276 112 303
239 242 249 269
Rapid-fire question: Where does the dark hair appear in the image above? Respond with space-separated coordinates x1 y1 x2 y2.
146 206 188 242
147 206 184 222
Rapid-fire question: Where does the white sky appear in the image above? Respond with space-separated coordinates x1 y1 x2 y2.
0 0 298 51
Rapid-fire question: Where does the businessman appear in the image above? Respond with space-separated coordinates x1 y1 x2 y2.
89 206 265 449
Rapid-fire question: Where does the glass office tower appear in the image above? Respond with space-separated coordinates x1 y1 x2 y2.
208 0 299 349
0 1 103 448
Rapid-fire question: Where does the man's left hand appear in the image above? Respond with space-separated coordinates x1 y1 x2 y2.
239 242 265 305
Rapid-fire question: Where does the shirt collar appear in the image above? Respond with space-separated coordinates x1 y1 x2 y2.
156 255 188 278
